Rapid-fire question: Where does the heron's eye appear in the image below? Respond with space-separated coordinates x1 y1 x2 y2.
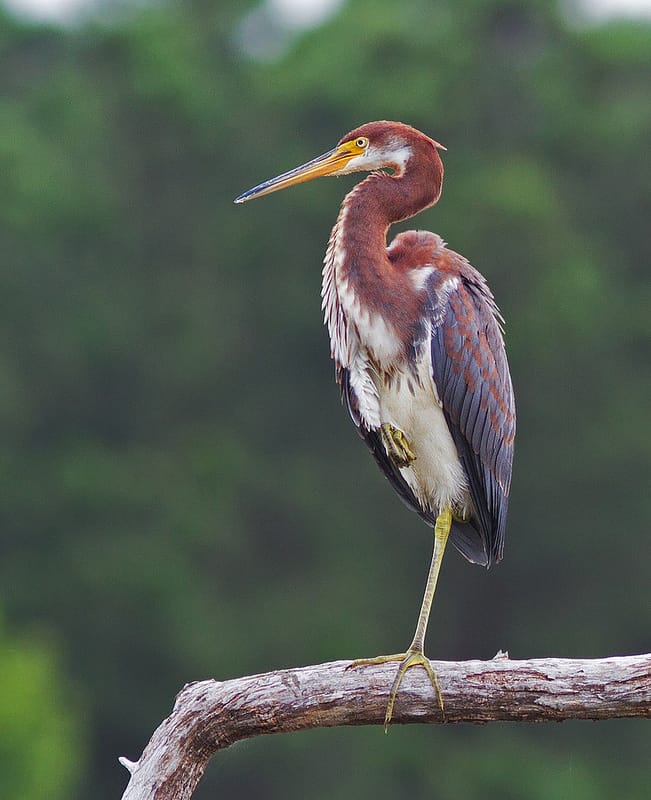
355 137 368 149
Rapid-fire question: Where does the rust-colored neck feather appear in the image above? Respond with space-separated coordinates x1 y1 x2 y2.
350 140 444 226
322 142 444 368
337 142 443 296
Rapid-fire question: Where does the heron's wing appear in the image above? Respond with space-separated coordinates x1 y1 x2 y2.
427 257 515 565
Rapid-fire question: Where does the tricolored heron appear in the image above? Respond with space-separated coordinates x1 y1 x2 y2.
235 121 515 728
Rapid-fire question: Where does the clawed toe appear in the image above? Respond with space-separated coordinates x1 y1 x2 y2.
348 648 445 731
381 423 416 468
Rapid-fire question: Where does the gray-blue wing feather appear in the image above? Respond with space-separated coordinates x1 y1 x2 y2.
428 260 515 565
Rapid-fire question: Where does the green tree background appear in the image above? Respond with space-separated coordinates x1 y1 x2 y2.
0 0 648 797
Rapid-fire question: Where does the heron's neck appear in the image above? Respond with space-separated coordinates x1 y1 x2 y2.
353 157 444 226
321 161 442 367
337 155 443 269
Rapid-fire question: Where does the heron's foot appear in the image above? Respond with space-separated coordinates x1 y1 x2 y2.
381 423 416 468
347 647 444 731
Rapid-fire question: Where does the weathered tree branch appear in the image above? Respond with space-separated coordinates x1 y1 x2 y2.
120 653 651 800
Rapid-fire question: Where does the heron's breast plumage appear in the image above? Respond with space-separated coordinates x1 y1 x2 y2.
375 339 470 513
322 221 469 513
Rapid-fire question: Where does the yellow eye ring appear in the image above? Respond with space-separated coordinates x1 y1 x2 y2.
355 137 368 149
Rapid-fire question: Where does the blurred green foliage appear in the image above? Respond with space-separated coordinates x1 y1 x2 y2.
0 613 83 798
0 0 649 798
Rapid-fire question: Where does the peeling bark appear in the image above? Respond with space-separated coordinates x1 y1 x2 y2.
120 653 651 800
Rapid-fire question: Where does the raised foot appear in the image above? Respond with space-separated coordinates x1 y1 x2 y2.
347 648 444 732
381 423 416 468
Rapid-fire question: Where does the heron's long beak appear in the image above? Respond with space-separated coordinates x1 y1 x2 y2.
234 145 355 203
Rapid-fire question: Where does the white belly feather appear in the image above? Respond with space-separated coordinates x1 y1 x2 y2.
345 315 468 514
376 352 468 514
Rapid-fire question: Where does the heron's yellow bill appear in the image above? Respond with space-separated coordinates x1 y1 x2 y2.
234 143 359 203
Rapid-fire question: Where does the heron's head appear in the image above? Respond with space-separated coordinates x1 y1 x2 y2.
234 121 445 204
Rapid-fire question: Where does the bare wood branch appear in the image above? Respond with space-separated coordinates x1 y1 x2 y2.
120 653 651 800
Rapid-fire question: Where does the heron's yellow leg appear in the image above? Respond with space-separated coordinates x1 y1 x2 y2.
381 423 416 467
348 506 452 731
